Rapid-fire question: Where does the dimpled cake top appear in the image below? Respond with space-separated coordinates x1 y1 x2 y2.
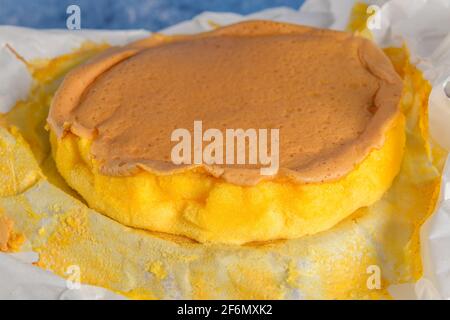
48 20 403 186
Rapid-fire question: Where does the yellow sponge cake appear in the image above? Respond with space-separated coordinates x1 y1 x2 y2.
48 21 405 244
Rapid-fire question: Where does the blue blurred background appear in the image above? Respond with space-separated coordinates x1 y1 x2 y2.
0 0 306 31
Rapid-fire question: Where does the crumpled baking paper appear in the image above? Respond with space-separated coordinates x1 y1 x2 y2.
0 252 124 300
0 0 449 299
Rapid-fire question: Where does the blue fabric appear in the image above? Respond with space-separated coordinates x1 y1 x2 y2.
0 0 305 31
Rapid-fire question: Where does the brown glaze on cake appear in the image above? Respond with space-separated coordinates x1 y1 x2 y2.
48 20 403 186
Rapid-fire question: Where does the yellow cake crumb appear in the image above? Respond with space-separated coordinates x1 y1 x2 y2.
0 213 25 252
148 261 168 280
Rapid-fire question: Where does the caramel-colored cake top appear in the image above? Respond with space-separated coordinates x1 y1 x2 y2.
48 21 403 185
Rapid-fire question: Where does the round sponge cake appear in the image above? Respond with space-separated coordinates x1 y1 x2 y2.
48 21 405 244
